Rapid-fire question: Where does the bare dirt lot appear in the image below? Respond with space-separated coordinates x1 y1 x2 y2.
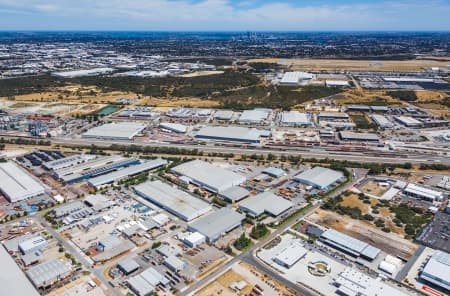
307 209 418 259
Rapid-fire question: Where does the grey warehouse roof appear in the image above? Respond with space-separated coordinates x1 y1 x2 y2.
294 166 344 189
82 122 147 140
420 251 450 291
171 160 246 193
219 186 250 202
189 208 244 241
0 162 45 202
239 191 293 217
26 259 72 288
0 245 40 296
320 229 380 260
340 131 380 142
134 180 212 221
195 126 263 143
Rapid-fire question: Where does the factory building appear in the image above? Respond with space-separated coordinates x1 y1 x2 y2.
43 154 96 171
195 126 264 143
239 191 293 217
238 109 271 124
0 162 45 202
213 110 234 121
127 267 169 296
88 158 168 188
370 114 394 128
52 155 140 184
118 258 140 275
394 116 423 128
318 112 349 120
0 246 40 296
294 167 344 190
134 180 212 221
171 160 246 193
188 208 245 242
280 111 312 127
52 67 114 78
279 71 314 85
420 251 450 292
182 232 206 248
159 122 187 133
346 105 371 112
326 80 350 87
320 229 381 261
403 183 444 202
273 240 308 268
26 259 72 289
339 131 380 142
82 122 147 140
219 186 250 203
18 235 47 255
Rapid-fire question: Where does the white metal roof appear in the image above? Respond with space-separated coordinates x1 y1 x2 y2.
394 116 423 126
404 183 443 201
339 131 380 141
26 259 72 287
196 126 263 143
421 251 450 291
294 166 344 189
171 160 246 193
0 162 45 202
274 240 307 267
239 191 293 217
159 122 187 133
280 111 311 125
321 229 380 259
0 245 40 296
239 109 270 123
82 122 147 139
134 180 212 221
280 71 314 84
188 208 244 241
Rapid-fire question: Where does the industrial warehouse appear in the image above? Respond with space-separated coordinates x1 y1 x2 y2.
320 229 381 261
294 166 344 190
239 191 293 217
171 160 246 193
0 161 46 202
188 208 245 242
134 180 212 221
82 121 147 140
87 158 168 188
51 155 140 183
419 251 450 292
195 126 265 143
339 131 380 142
279 111 312 127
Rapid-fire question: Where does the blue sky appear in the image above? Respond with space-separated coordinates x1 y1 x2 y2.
0 0 449 31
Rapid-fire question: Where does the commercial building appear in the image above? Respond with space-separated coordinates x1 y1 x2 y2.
239 191 293 217
53 155 140 184
294 167 344 190
214 110 234 121
82 122 147 140
262 167 286 178
183 232 206 248
0 246 40 296
279 71 314 84
346 105 371 112
0 162 45 202
403 183 444 202
273 240 308 268
87 158 168 188
280 111 312 127
26 259 72 288
188 208 245 242
326 80 350 87
134 180 212 221
318 112 349 120
171 160 246 193
159 122 187 133
196 126 263 143
420 251 450 292
52 67 114 78
394 116 423 127
118 258 140 275
127 267 169 296
339 131 380 142
18 235 47 255
370 114 394 128
239 109 271 124
219 186 250 203
164 256 186 272
320 229 381 260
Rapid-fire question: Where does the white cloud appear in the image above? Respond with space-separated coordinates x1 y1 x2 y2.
0 0 448 30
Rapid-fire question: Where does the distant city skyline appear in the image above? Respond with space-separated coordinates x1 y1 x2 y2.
0 0 449 31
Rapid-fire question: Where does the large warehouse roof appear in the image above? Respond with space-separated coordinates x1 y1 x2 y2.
280 111 311 126
320 229 380 260
171 160 246 193
195 126 263 143
88 158 168 187
280 71 314 84
0 246 39 296
294 166 344 190
0 162 45 202
188 208 244 242
239 109 271 123
134 180 212 221
420 251 450 291
26 259 72 288
239 191 293 217
82 122 147 140
339 131 380 142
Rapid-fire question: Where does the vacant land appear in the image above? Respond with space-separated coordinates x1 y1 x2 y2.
247 58 450 72
308 208 418 259
360 181 390 197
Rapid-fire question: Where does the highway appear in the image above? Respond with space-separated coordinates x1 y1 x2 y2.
182 170 361 296
49 137 450 165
